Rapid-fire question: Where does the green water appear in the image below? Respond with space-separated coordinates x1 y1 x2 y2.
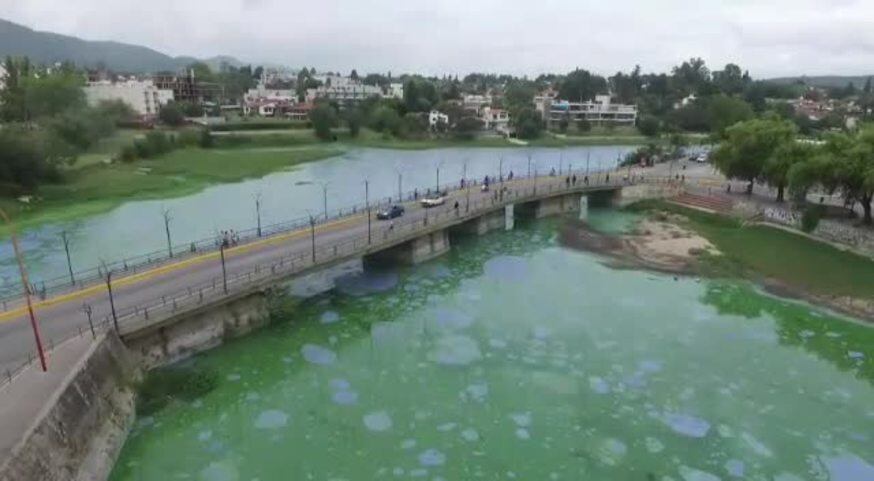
110 217 874 481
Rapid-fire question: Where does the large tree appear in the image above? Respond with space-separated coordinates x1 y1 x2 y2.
763 141 814 203
310 103 338 140
558 69 608 102
712 117 796 195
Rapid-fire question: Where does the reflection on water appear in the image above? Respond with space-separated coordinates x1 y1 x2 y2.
110 217 874 481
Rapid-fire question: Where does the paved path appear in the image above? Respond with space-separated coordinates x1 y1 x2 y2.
0 173 627 377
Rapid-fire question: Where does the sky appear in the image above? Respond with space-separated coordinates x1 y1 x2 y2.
1 0 873 79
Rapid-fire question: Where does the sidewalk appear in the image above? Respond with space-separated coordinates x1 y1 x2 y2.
0 334 96 464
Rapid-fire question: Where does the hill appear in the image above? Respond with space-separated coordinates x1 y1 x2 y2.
0 18 243 73
767 75 874 89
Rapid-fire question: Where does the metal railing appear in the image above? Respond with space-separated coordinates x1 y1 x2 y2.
0 172 679 390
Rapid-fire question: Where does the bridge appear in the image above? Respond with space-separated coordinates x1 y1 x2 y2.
0 172 678 375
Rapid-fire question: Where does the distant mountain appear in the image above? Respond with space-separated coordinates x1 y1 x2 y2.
0 18 244 73
767 75 874 89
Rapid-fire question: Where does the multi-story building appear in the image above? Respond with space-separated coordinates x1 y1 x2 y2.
305 84 383 105
83 79 174 116
463 94 492 112
428 110 449 130
538 94 637 127
243 84 296 116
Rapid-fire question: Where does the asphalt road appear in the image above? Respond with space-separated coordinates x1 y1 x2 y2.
0 173 598 375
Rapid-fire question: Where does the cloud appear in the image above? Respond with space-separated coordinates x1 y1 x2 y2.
1 0 873 78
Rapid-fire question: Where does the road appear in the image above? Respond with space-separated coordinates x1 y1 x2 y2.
0 173 619 376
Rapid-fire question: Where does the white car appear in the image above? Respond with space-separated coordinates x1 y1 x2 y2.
420 195 446 208
695 154 708 163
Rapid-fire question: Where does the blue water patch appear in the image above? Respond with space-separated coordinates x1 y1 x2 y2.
483 256 529 282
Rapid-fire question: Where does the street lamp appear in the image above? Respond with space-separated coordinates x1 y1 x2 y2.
102 262 119 335
162 208 173 258
464 161 470 213
318 182 329 220
0 209 47 372
308 213 316 262
365 179 371 245
60 230 75 284
254 193 262 237
395 169 403 202
219 243 228 294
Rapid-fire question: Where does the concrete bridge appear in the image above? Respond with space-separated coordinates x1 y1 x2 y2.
0 173 679 373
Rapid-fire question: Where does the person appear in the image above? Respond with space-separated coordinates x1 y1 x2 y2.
584 175 589 185
414 188 418 200
605 173 610 182
454 200 459 211
565 177 570 187
550 167 556 176
508 170 514 180
572 174 577 186
389 221 394 231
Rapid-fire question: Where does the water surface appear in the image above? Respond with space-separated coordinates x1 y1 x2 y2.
110 217 874 481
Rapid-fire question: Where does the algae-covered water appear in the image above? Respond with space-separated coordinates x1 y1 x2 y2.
110 216 874 481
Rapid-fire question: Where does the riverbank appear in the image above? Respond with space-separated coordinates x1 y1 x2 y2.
570 202 874 321
0 145 343 236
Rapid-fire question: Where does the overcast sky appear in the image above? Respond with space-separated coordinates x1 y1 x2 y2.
2 0 872 79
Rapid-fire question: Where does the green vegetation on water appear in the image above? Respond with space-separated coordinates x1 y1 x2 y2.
0 145 341 234
629 200 874 301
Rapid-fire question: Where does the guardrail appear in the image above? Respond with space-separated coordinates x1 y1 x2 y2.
0 172 679 390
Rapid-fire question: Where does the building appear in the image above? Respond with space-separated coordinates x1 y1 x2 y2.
428 110 449 130
153 70 222 103
305 84 383 106
243 84 296 116
83 79 174 116
463 94 492 112
538 95 637 128
479 106 510 131
286 102 315 121
387 82 404 99
0 63 6 92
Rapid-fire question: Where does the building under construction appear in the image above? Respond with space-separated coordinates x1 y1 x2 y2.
152 69 223 104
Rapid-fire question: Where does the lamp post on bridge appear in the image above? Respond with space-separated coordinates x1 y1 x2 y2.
395 169 403 203
254 193 262 238
60 230 74 284
463 161 470 213
527 153 532 178
219 243 228 294
103 265 119 335
318 182 329 220
308 213 316 263
365 179 371 245
162 208 173 258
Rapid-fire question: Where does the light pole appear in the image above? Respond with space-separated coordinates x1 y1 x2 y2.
162 208 173 258
319 182 329 220
559 149 563 175
464 161 470 213
61 230 74 284
435 164 441 192
396 170 403 203
586 151 590 176
499 156 504 182
0 209 47 372
219 244 228 294
308 214 316 262
104 269 118 334
527 153 532 178
254 193 262 238
365 180 371 245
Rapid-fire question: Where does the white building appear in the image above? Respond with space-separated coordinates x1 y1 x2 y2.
243 84 296 116
428 110 449 130
387 82 404 99
463 94 492 112
479 106 510 131
0 63 6 92
306 84 384 105
84 80 174 116
538 94 637 127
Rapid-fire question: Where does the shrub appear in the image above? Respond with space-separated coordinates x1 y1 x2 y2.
117 145 137 163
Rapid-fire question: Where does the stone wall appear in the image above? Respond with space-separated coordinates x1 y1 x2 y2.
535 194 580 218
0 333 138 481
410 230 451 264
616 183 682 207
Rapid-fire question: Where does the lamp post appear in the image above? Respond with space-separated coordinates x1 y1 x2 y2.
365 180 371 245
162 208 173 258
499 156 504 182
219 243 228 294
254 193 262 237
0 209 47 372
396 170 403 202
319 182 329 220
435 164 441 192
104 269 118 334
586 151 590 176
527 153 532 178
463 161 470 213
308 214 316 262
60 230 74 284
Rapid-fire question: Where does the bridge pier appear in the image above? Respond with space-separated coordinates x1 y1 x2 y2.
535 193 581 218
367 229 451 266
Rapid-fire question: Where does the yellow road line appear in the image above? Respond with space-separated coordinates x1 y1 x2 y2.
0 213 364 323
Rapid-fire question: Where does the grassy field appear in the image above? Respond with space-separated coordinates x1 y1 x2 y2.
629 201 874 300
0 145 341 235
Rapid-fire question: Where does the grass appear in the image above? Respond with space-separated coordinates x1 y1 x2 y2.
73 129 143 168
628 200 874 300
0 145 342 235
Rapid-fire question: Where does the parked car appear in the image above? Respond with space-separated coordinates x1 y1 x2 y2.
695 153 709 163
420 194 446 208
376 205 405 220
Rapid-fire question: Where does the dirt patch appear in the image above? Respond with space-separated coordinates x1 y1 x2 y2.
559 212 718 275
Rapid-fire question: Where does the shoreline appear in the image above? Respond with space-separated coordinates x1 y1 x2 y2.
560 215 874 323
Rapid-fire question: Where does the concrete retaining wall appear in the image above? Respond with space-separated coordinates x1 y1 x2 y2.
0 333 138 481
535 194 580 218
125 291 271 370
617 183 681 207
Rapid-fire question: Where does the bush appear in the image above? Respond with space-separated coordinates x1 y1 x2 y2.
177 129 201 147
800 205 825 233
199 129 214 148
117 145 137 163
210 120 310 131
133 131 175 159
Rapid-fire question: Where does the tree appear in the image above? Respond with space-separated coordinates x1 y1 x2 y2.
763 141 813 202
369 105 403 136
310 103 338 140
558 69 607 102
350 69 359 81
452 116 483 140
707 95 755 134
159 102 186 126
513 107 544 140
712 117 796 195
842 129 874 224
637 115 661 137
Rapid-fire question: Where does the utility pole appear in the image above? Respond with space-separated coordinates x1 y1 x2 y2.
162 208 173 258
61 230 74 284
0 209 47 372
254 194 262 237
309 214 316 262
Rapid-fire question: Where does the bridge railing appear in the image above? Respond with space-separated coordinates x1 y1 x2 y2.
1 173 681 390
0 167 644 308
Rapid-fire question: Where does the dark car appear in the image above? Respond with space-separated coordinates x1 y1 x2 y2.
376 205 405 220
